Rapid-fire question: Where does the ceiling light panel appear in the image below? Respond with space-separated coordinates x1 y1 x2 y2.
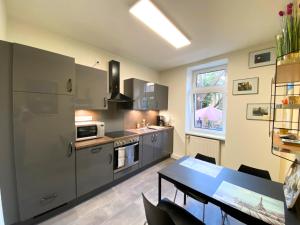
130 0 191 49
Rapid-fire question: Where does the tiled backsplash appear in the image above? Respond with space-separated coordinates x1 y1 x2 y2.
75 103 158 132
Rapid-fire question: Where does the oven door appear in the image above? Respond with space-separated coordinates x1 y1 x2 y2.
114 142 139 172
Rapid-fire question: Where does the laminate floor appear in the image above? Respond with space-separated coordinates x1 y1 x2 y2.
40 159 243 225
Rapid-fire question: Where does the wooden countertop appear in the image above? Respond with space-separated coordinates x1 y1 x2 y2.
127 126 174 135
75 126 174 150
75 136 114 150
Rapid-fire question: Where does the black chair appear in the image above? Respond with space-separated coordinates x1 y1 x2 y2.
238 164 272 180
221 165 272 224
173 153 216 221
142 193 204 225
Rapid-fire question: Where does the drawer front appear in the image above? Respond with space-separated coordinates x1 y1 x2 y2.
76 143 114 197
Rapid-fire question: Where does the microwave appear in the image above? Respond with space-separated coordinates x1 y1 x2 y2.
75 121 105 141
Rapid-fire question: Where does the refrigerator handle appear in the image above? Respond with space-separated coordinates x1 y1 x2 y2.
67 78 73 93
67 142 74 157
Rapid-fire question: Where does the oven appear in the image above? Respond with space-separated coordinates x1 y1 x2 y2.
113 136 140 172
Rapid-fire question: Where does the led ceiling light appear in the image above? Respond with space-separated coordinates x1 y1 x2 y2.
129 0 191 49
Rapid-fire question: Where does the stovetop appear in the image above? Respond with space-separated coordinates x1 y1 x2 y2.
105 131 136 139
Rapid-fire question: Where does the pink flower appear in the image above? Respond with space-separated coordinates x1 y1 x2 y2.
287 7 293 15
279 10 285 16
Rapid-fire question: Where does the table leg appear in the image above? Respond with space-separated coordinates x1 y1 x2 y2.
158 174 162 202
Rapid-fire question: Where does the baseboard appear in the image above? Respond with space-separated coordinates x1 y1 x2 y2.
171 153 185 160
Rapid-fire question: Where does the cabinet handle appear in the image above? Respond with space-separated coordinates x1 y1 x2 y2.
67 78 73 93
104 97 107 108
67 142 73 157
151 134 154 142
109 153 113 164
91 147 102 154
40 193 57 204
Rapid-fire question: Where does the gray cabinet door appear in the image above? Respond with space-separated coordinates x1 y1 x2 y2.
162 129 174 157
13 44 75 95
153 132 164 160
124 78 148 110
142 134 154 166
75 64 108 110
145 83 156 109
76 143 113 197
13 92 76 221
155 84 168 110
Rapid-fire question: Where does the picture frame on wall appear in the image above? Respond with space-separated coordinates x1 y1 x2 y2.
232 77 259 95
246 103 273 121
249 48 276 68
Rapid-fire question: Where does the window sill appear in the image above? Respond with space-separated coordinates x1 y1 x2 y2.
185 131 225 142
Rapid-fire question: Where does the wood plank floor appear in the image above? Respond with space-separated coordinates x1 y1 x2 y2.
39 159 243 225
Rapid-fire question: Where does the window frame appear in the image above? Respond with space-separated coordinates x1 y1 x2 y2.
186 61 228 140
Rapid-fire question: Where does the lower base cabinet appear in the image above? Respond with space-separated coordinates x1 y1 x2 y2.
76 143 114 197
142 129 174 166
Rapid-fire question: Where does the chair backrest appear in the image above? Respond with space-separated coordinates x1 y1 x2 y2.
238 164 272 180
195 153 216 164
142 194 175 225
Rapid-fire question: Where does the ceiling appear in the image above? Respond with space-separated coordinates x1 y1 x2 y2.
6 0 282 71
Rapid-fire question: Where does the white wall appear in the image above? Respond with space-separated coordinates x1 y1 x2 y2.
160 43 282 182
0 0 6 40
7 19 160 91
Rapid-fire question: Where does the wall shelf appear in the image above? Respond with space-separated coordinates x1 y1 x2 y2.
271 53 300 162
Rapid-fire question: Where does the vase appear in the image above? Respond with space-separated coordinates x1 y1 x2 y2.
277 51 300 65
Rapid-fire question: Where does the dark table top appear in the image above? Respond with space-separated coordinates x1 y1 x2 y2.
158 156 300 225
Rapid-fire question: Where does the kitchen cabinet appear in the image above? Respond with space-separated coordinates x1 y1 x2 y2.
75 64 108 110
153 132 164 160
76 143 113 197
162 129 174 157
142 129 173 166
13 92 76 221
142 133 155 166
124 78 168 110
155 84 168 110
124 78 148 110
12 43 75 95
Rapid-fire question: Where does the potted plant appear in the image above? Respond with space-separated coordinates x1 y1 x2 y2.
277 1 300 64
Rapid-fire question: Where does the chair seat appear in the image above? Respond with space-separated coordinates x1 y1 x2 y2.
175 184 208 204
158 198 205 225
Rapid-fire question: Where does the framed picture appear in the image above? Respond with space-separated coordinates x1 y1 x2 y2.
283 160 300 209
246 103 272 121
233 77 259 95
249 48 276 68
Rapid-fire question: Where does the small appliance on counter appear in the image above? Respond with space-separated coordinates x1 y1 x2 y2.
75 121 105 141
157 115 165 126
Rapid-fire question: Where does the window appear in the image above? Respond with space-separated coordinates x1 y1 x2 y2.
186 61 227 139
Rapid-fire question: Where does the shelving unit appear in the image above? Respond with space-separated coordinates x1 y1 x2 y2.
271 52 300 162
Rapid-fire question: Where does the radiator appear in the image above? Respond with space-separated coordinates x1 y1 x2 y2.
185 135 221 165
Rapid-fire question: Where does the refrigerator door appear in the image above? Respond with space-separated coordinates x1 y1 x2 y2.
13 92 76 220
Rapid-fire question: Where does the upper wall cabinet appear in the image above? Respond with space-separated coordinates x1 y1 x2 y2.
75 64 108 110
124 78 168 110
12 44 75 95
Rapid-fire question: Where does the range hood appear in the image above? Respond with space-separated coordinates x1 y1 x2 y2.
108 60 132 103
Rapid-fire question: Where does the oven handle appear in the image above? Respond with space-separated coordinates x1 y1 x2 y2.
115 142 139 150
